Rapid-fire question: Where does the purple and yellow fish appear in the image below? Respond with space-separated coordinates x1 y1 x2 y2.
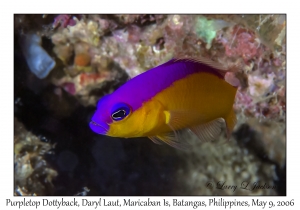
89 57 237 149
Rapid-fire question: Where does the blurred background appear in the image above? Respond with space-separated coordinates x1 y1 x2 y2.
14 14 286 195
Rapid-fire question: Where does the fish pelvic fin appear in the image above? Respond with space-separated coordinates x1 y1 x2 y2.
148 110 194 150
224 108 237 141
189 118 224 142
151 133 191 151
148 136 163 145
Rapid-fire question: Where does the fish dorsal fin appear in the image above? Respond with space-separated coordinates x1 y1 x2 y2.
174 56 241 88
155 133 191 151
189 118 225 142
173 56 228 72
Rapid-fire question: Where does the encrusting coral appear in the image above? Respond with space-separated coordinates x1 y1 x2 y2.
14 118 57 195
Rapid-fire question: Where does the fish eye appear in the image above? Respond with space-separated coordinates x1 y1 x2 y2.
111 103 131 121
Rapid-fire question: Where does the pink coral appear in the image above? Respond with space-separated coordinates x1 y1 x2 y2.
248 74 274 97
219 26 262 63
53 15 77 28
112 29 128 43
273 57 282 67
234 91 254 112
62 82 76 95
79 73 106 86
127 25 141 43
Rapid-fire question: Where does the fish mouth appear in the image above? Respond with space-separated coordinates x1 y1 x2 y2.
89 120 108 135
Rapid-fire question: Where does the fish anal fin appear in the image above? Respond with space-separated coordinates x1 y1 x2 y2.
224 108 237 141
189 118 225 142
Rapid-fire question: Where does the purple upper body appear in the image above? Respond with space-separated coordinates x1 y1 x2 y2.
90 58 223 134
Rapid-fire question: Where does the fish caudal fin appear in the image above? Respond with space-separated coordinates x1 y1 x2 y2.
224 108 237 140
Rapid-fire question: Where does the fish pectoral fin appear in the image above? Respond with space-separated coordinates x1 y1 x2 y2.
164 110 200 130
189 118 225 142
155 133 191 151
224 108 237 140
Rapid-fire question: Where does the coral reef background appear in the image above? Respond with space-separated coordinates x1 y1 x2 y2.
14 14 286 195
